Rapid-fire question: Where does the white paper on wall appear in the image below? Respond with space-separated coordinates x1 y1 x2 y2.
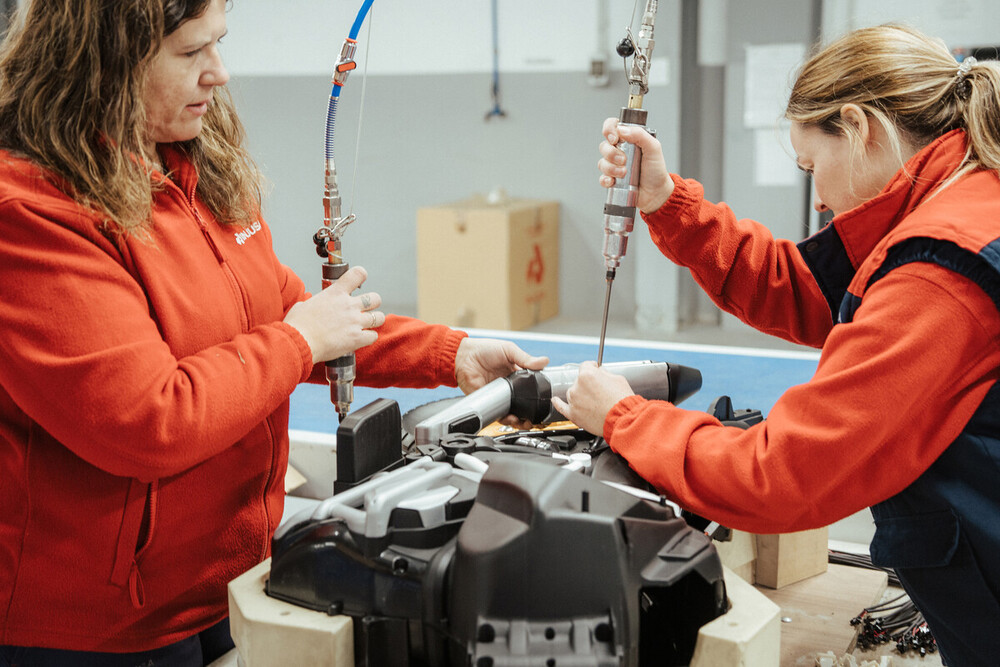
743 42 806 129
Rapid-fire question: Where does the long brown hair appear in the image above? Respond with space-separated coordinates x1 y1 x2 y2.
0 0 261 233
786 24 1000 182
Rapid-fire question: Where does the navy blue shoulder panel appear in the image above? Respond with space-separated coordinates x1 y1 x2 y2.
866 237 1000 313
797 224 854 324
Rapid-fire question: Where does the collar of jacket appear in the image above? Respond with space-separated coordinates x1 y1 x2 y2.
156 143 200 195
797 129 970 319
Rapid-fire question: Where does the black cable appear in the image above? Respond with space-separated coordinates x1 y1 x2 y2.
831 550 938 656
828 549 900 586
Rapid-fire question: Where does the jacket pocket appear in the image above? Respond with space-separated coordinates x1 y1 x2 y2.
110 478 158 596
869 509 958 569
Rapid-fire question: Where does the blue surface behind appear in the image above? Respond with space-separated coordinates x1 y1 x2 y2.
289 330 821 434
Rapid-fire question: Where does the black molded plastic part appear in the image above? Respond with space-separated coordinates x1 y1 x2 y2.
506 369 553 423
269 452 728 666
707 394 764 429
334 398 404 493
668 363 702 405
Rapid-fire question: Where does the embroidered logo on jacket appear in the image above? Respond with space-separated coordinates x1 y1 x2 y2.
234 220 263 246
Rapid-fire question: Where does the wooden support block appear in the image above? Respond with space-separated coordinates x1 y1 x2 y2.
755 526 829 589
714 529 757 583
229 559 354 667
231 561 783 666
691 566 782 667
283 464 307 495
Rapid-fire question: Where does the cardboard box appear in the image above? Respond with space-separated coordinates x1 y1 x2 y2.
417 195 559 330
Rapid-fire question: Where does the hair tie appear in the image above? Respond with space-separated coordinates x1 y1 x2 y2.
955 56 977 100
957 56 977 78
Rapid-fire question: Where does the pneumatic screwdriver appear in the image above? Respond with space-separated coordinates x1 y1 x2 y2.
598 0 657 365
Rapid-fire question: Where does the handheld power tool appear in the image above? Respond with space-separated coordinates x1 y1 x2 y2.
312 1 374 421
413 359 700 446
599 0 658 364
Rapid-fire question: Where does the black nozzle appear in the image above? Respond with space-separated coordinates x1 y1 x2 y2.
312 231 329 258
667 364 702 406
616 36 635 58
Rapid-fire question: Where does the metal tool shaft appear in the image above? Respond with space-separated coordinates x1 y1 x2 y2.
597 0 657 366
322 253 355 422
597 271 614 366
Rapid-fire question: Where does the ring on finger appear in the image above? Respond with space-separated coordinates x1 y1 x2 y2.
369 311 377 329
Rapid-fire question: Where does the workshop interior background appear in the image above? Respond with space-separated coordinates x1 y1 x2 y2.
2 0 997 344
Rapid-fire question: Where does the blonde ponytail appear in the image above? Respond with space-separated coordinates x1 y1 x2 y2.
786 24 1000 180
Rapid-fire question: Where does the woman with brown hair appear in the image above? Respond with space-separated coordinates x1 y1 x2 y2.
557 24 1000 665
0 1 545 664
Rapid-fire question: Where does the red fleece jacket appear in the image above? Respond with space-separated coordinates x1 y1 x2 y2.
0 145 466 651
606 130 1000 534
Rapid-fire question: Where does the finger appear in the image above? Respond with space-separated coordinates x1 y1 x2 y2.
333 265 368 294
597 157 620 188
550 396 571 419
598 153 625 175
357 291 382 311
617 124 660 153
599 139 624 161
357 329 379 349
520 355 549 371
499 416 534 430
505 343 549 371
363 310 384 329
602 117 620 144
600 154 628 179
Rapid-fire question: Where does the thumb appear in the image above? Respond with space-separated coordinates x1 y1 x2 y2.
334 265 368 293
618 124 658 152
550 396 571 418
500 342 548 371
519 354 549 371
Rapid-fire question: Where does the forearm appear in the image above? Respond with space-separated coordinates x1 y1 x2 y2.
353 314 467 388
644 175 832 346
606 265 1000 532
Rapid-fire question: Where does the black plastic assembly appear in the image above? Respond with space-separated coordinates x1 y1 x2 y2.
269 389 742 665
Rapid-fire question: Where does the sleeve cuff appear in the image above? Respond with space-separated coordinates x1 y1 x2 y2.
603 394 648 443
271 321 314 382
642 174 704 225
440 328 469 386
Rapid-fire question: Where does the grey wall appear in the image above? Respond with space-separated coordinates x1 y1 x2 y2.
233 72 635 320
222 0 996 337
0 0 17 37
714 0 820 333
230 1 683 327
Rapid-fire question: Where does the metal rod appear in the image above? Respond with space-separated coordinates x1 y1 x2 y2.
597 274 614 366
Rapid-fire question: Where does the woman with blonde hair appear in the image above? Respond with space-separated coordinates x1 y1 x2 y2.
557 24 1000 665
0 0 545 663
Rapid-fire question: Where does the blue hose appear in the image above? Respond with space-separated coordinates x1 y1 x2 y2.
349 0 374 40
326 0 374 160
325 97 339 161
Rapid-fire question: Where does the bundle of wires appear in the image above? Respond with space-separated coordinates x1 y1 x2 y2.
830 549 938 657
850 593 937 656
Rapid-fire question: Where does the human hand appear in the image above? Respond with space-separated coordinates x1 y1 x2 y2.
283 266 384 364
599 117 674 214
550 361 635 436
454 338 549 395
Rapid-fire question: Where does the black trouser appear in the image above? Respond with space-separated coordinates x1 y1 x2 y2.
0 617 233 667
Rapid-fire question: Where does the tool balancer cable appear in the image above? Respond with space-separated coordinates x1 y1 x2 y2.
830 549 938 657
